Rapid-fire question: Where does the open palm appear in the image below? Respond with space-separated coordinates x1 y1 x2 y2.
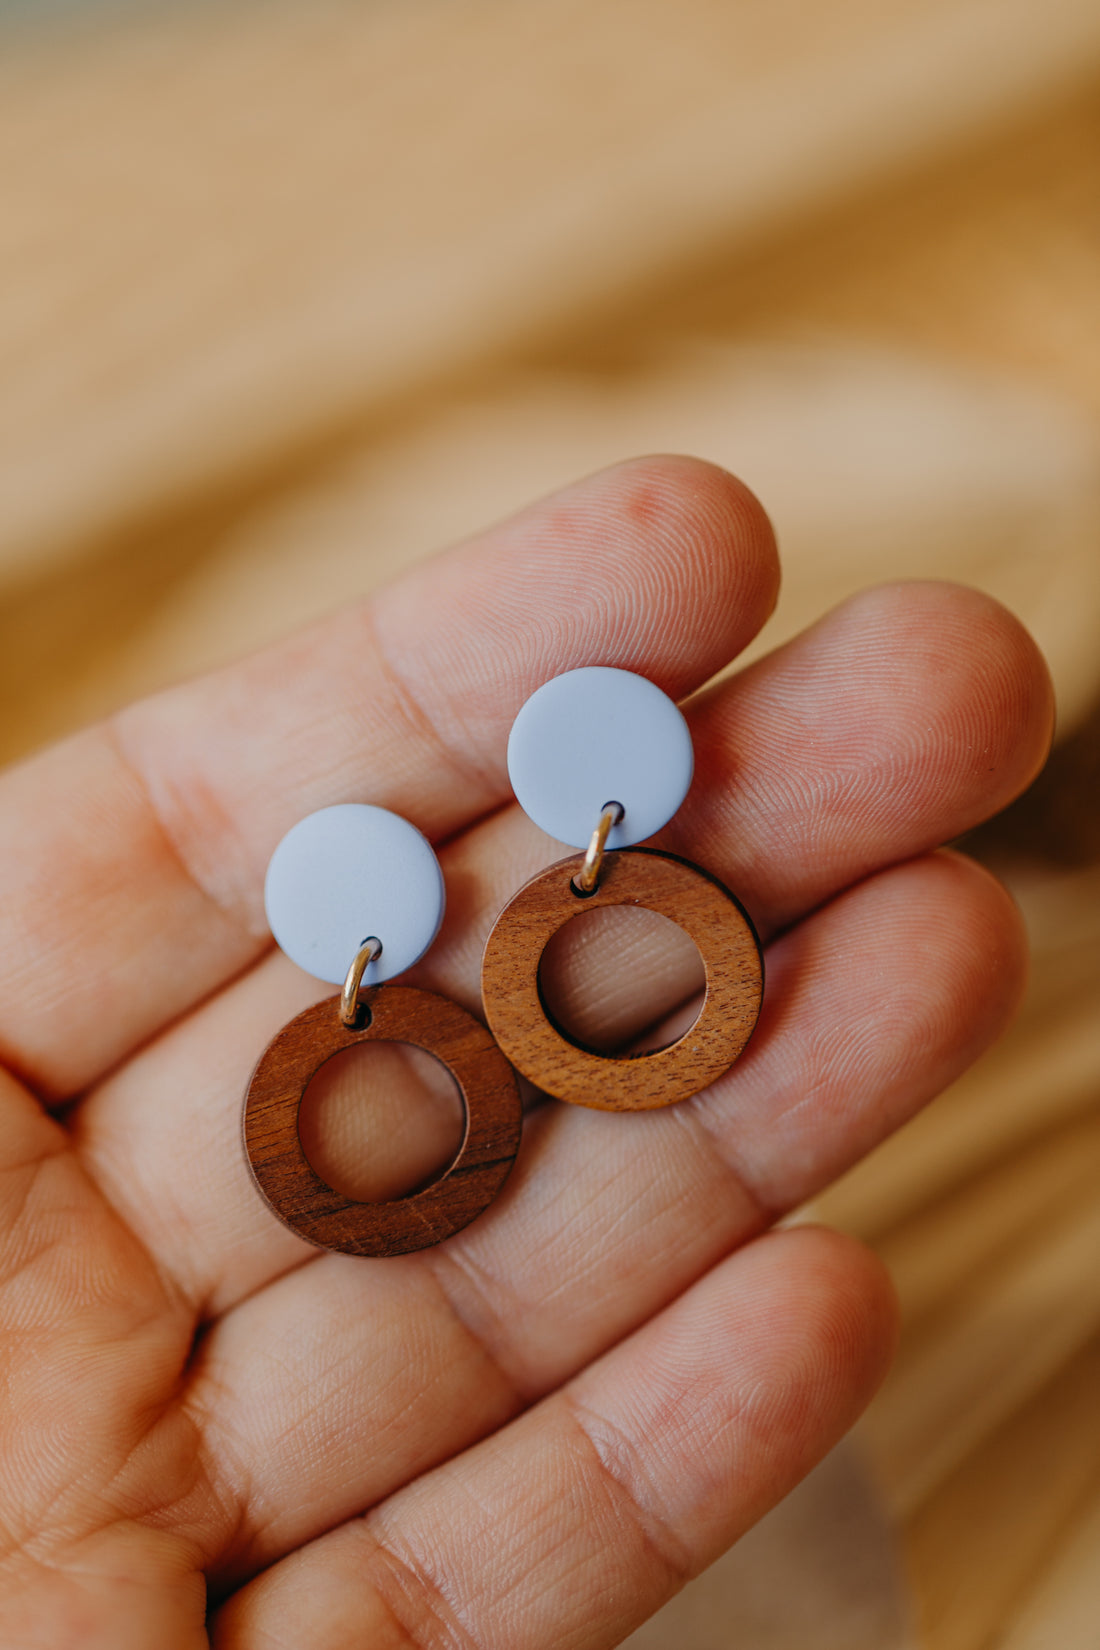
0 459 1051 1648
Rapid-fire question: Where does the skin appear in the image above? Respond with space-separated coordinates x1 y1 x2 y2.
0 456 1053 1648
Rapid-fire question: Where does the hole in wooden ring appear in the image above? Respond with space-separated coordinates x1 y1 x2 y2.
537 905 705 1055
299 1041 465 1203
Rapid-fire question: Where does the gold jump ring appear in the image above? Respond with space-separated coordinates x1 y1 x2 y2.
340 937 383 1027
571 802 624 895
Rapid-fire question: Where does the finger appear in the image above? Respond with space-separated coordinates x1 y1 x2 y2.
170 851 1020 1583
211 1227 897 1649
462 577 1051 1059
662 577 1053 933
391 580 1051 1054
0 456 778 1098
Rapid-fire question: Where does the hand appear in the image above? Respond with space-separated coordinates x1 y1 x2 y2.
0 458 1051 1647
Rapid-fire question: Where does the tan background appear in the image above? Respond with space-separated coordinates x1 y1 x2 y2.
2 2 1099 1645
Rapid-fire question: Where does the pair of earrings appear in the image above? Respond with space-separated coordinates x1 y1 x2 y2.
243 667 763 1258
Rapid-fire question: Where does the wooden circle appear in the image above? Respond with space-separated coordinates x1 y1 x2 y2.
242 986 522 1256
481 848 763 1111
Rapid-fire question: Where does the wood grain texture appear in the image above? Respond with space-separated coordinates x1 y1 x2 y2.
481 848 763 1111
242 985 522 1257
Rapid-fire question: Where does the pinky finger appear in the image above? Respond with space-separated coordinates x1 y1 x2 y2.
212 1226 897 1650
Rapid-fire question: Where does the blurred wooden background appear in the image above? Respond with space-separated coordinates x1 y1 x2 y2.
2 2 1099 1645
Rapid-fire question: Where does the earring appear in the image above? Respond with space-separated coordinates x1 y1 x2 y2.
243 804 522 1256
481 668 763 1111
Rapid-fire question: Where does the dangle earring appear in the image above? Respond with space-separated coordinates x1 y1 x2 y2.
243 804 522 1255
482 668 763 1111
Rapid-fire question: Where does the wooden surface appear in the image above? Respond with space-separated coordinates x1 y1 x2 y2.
821 854 1100 1649
2 1 1099 1643
3 0 1099 594
243 986 522 1256
482 849 763 1110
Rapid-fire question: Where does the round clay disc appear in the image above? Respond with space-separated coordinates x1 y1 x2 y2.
507 667 693 848
264 804 444 984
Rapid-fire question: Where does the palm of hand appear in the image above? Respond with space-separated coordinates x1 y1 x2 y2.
0 461 1050 1648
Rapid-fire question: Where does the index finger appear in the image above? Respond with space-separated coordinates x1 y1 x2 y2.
0 457 778 1097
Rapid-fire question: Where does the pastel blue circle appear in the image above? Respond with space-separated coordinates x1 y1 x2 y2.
264 804 445 985
508 667 694 848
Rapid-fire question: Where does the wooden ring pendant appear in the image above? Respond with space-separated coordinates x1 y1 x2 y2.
481 848 763 1111
243 985 522 1256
